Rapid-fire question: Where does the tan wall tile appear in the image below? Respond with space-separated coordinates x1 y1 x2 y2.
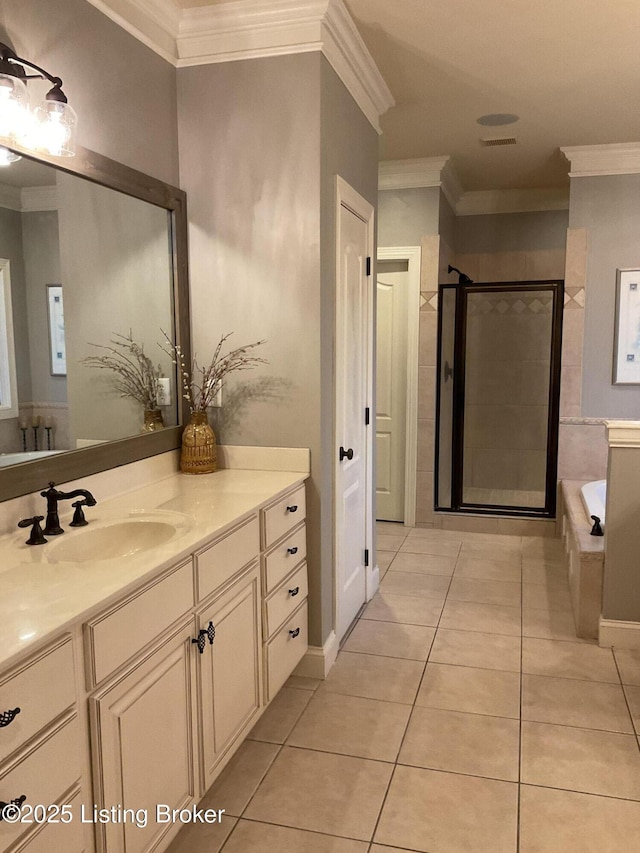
419 312 438 366
557 423 608 480
417 419 435 473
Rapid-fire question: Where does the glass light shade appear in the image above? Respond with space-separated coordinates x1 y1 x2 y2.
0 74 29 143
33 99 77 157
0 145 21 166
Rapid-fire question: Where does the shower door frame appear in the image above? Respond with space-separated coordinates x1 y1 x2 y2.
435 279 564 518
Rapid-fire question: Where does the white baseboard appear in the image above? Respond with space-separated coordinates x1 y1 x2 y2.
599 617 640 649
293 630 339 679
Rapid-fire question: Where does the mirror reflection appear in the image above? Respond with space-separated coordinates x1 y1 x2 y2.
0 156 178 470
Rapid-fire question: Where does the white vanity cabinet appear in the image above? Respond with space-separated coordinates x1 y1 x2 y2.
0 638 84 853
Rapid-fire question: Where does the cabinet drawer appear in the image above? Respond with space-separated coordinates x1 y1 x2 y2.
262 485 306 549
0 638 75 765
196 516 259 601
0 716 82 853
264 601 308 702
264 564 308 640
263 524 307 594
85 560 193 687
10 790 85 853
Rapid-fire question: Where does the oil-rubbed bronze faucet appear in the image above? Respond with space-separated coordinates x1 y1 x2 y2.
41 482 97 535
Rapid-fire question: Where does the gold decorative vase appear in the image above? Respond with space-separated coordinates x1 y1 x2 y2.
181 411 217 474
142 408 164 432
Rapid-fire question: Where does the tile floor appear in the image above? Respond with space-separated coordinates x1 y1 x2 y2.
167 523 640 852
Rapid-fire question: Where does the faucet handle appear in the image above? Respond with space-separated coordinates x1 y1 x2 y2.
17 516 47 546
70 500 90 527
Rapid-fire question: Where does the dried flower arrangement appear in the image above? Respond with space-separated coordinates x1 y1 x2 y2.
161 331 267 413
81 331 163 410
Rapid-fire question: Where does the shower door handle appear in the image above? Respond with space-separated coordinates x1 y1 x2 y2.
444 360 454 382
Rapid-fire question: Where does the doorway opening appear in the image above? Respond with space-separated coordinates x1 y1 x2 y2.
435 280 563 517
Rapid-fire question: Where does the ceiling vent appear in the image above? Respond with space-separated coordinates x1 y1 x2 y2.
480 136 517 147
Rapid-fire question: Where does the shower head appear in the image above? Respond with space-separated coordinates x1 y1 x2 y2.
448 265 474 284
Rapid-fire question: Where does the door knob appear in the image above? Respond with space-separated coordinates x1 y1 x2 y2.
339 447 354 461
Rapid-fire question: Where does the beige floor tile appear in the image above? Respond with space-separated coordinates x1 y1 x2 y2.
377 534 407 552
399 537 461 558
399 706 520 781
244 746 392 841
523 608 589 643
248 687 312 744
454 554 522 582
404 527 462 541
521 721 640 800
380 570 450 599
324 651 424 704
439 600 522 636
522 559 568 589
520 785 640 853
375 765 518 853
223 821 368 853
287 688 411 761
363 591 443 627
370 847 416 852
202 740 280 816
522 674 633 733
416 662 521 719
429 628 521 672
165 815 237 853
615 649 640 686
523 582 572 612
447 577 521 607
285 675 322 691
377 521 405 535
521 536 565 559
388 551 456 576
623 686 640 734
343 619 435 660
376 550 396 572
460 541 522 565
522 637 619 683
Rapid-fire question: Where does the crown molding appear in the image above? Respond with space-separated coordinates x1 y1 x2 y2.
85 0 180 64
378 157 452 190
456 187 569 216
21 186 58 212
561 143 640 178
0 184 23 212
87 0 393 133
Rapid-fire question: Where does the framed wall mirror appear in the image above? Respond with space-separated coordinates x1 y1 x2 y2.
0 142 190 501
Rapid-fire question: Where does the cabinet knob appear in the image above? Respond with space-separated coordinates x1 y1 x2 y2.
289 627 300 639
339 447 354 462
288 587 300 597
287 546 298 555
0 707 21 728
0 795 26 820
286 505 298 514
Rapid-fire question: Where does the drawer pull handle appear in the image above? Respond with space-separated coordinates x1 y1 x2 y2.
0 707 21 728
339 446 354 462
289 627 301 639
289 587 300 597
192 622 217 654
287 546 298 555
286 505 298 513
0 795 26 820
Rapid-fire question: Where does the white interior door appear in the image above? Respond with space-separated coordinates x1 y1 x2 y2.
335 179 373 643
376 269 408 521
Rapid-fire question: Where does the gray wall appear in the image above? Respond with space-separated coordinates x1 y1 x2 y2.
456 210 569 255
569 174 640 418
378 187 440 246
1 0 179 185
0 208 30 405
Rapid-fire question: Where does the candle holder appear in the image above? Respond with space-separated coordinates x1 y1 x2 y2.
20 427 27 452
45 426 53 450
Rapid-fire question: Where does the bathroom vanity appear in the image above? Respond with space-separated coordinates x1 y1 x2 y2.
0 462 308 853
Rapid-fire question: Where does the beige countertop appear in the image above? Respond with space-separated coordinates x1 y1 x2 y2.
0 468 306 671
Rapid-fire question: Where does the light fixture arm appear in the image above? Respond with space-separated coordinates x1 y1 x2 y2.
0 42 68 103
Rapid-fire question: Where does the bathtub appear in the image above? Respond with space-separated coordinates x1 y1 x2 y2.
580 479 607 529
0 450 62 469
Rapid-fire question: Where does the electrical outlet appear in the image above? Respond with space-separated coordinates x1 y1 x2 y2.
157 377 171 406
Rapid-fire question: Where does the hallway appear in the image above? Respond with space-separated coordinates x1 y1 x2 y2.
168 525 640 852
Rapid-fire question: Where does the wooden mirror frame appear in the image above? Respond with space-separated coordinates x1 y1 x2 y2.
0 142 191 501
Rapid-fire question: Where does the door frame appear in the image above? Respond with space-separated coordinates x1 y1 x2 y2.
376 246 421 527
334 176 376 639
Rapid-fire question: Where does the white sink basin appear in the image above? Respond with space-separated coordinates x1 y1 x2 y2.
47 512 192 563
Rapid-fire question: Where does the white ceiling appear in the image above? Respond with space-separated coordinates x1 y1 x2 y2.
144 0 640 192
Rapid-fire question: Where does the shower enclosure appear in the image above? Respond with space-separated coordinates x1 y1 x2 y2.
435 280 563 517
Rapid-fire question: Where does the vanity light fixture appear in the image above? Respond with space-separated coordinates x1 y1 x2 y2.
0 42 77 159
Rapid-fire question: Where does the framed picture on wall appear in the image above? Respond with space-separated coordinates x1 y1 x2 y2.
613 268 640 384
47 284 66 376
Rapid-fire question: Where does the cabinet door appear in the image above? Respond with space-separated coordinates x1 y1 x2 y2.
89 622 197 853
199 565 262 790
